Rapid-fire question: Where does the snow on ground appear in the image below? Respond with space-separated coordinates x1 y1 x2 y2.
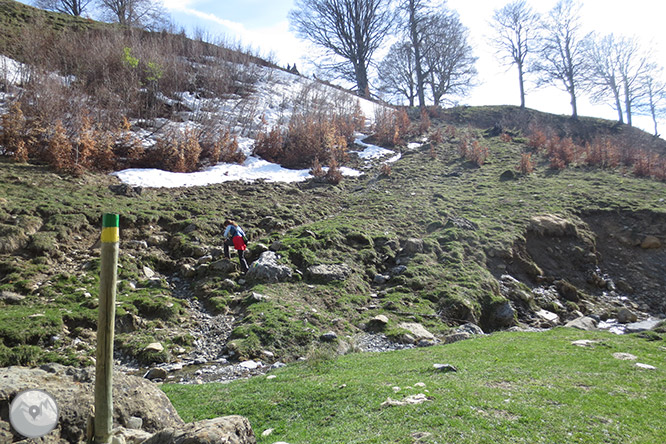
1 54 394 188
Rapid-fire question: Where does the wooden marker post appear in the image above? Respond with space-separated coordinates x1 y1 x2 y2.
94 213 119 444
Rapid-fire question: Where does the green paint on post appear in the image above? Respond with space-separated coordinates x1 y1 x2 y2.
103 213 119 228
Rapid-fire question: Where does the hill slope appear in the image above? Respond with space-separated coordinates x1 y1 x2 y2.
1 105 665 369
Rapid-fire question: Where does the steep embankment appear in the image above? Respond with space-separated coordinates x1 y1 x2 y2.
1 107 665 371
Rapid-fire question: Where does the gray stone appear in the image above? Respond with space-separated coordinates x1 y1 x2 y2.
249 292 270 303
0 290 25 304
367 315 389 331
373 274 389 284
390 265 407 276
306 263 352 283
641 235 661 249
617 308 638 324
0 366 184 443
245 251 292 283
144 342 164 353
625 319 664 333
320 331 338 342
443 332 471 344
210 259 236 273
126 416 144 430
490 301 516 328
181 264 197 278
143 266 156 279
144 367 168 381
400 238 424 256
565 316 598 331
433 364 457 372
535 309 560 326
397 322 435 341
456 323 484 335
141 416 256 444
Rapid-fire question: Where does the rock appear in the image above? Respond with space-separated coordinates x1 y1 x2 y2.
144 342 164 353
565 316 598 331
197 255 213 265
625 319 664 333
141 416 256 444
535 309 560 326
433 364 457 372
109 184 142 197
0 290 25 304
555 280 579 302
210 259 236 274
126 416 144 430
144 367 168 381
390 265 407 276
612 353 637 361
571 339 597 347
381 394 431 407
373 274 389 284
116 313 143 334
456 323 484 335
181 264 197 278
635 363 657 370
397 322 435 341
306 263 352 283
245 252 292 283
528 214 576 237
239 360 260 370
320 331 338 342
489 301 516 328
113 427 153 444
249 292 270 303
443 332 471 344
126 240 148 250
499 169 516 181
0 366 184 443
641 235 661 249
400 238 424 256
147 235 167 247
367 315 389 331
143 266 156 279
617 308 638 324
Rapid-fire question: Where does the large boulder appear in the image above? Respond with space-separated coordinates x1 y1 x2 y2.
0 365 183 443
141 416 256 444
245 251 292 283
306 263 352 283
0 366 256 444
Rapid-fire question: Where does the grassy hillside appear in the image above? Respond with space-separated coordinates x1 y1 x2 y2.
162 328 666 443
1 106 665 367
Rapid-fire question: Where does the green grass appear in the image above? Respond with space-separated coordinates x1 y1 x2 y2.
162 328 666 444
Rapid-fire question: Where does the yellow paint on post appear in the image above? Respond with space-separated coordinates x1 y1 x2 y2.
101 214 119 243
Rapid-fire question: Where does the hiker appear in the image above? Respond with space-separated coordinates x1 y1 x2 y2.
223 219 249 273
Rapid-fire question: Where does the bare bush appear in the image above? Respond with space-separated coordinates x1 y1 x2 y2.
517 152 534 175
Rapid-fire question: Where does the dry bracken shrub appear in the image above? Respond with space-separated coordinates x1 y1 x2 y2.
325 156 343 184
632 151 659 178
418 107 431 134
517 152 534 175
469 140 489 167
253 126 284 164
204 128 244 165
310 157 326 180
373 108 400 147
500 132 512 143
46 121 74 173
445 124 457 139
1 102 26 158
396 108 411 138
584 137 619 168
13 139 28 163
115 116 145 167
528 127 548 150
428 128 443 145
379 162 392 177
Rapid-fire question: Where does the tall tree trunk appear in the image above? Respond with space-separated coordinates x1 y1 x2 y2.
408 0 426 108
518 63 525 108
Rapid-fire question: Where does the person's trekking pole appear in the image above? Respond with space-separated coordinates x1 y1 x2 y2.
94 213 119 444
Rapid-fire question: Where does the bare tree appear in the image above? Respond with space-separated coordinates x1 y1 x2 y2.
534 0 589 119
489 0 540 108
33 0 93 16
636 70 666 136
289 0 395 99
399 0 434 108
96 0 169 30
378 41 417 106
583 33 624 123
423 10 476 106
615 36 654 127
